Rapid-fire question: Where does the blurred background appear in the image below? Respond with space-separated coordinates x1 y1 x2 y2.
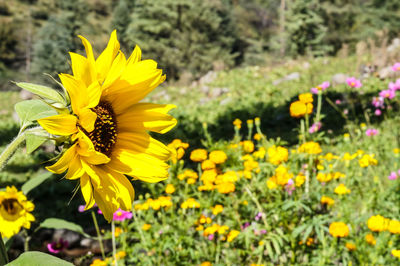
1 0 400 87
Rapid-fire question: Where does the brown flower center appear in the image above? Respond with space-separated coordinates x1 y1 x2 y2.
1 198 20 215
87 101 118 157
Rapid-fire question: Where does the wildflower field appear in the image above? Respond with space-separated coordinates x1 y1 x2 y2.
1 32 400 266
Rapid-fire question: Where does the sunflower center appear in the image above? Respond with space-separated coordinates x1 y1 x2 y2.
88 101 118 157
1 199 20 215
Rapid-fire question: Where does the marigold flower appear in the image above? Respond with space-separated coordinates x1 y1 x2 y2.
329 222 349 237
290 101 313 118
298 141 322 155
142 223 151 231
0 186 35 238
267 145 289 165
334 184 351 195
365 233 376 245
388 220 400 234
295 173 306 187
241 140 255 153
37 31 176 221
181 198 200 209
320 196 335 206
359 154 378 167
253 147 266 159
212 204 224 215
227 230 240 242
90 259 108 266
367 215 389 232
190 149 208 162
233 119 242 129
114 227 123 237
201 159 216 170
165 184 175 194
298 93 313 104
209 150 228 164
201 262 212 266
253 133 262 141
216 182 235 194
392 249 400 258
345 243 356 251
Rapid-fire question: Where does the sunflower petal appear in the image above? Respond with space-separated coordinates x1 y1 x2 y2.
78 35 97 85
46 144 77 174
65 155 84 180
69 52 95 88
126 45 141 65
117 103 177 134
78 108 97 133
95 30 120 82
38 114 78 136
80 174 96 210
102 52 127 90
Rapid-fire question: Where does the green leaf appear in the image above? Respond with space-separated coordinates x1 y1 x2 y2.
15 82 66 105
21 172 53 195
6 251 73 266
25 131 49 154
15 100 58 128
39 218 90 238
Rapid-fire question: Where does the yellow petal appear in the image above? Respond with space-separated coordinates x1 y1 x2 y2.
38 114 78 136
126 45 141 65
95 30 120 82
80 174 96 210
46 144 77 174
117 103 177 134
59 74 86 113
77 35 97 85
102 52 127 90
86 81 102 109
65 155 84 180
76 132 111 165
69 52 95 88
78 108 97 133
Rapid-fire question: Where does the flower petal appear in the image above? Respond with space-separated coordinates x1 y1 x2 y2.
46 144 77 174
102 52 126 90
126 45 141 65
65 155 84 180
116 103 177 134
80 174 96 210
78 108 97 133
95 30 120 83
38 114 78 136
77 35 97 86
69 52 95 88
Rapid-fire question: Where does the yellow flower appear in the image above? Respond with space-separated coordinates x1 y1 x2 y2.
114 227 123 237
227 230 240 242
0 186 35 238
392 249 400 258
267 145 289 165
190 149 208 162
320 196 335 206
142 223 151 231
201 262 212 266
212 204 224 215
269 165 293 186
253 147 266 159
388 220 400 234
367 215 389 232
290 101 313 118
168 139 188 163
295 173 306 187
359 154 378 167
165 184 175 194
298 93 313 104
345 242 356 251
233 119 242 129
241 140 255 153
334 184 351 195
37 31 176 222
329 222 349 238
360 123 367 129
216 182 235 194
209 150 228 164
298 141 322 155
393 148 400 154
116 250 126 259
266 179 278 189
201 159 216 170
253 133 262 141
90 259 108 266
365 233 376 245
181 198 200 209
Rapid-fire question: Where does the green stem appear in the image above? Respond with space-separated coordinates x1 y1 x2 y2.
316 91 322 123
91 211 105 260
0 233 8 266
0 132 25 171
244 186 269 230
112 221 118 266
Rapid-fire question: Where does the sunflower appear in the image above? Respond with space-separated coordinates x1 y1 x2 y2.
37 31 177 221
0 186 35 238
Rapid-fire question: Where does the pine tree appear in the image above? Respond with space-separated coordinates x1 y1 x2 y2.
110 0 133 52
126 0 238 80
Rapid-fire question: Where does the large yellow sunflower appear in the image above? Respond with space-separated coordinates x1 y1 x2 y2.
37 31 177 221
0 186 35 238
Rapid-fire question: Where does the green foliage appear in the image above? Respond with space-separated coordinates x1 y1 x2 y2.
21 171 52 194
7 251 73 266
126 0 238 79
39 218 90 238
110 0 132 51
0 21 18 64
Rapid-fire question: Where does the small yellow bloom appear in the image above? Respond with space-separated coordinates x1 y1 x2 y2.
334 184 351 195
267 145 289 165
165 184 175 194
388 220 400 234
216 182 235 194
295 173 306 187
233 119 242 129
90 259 108 266
253 133 262 141
196 225 204 231
345 242 356 251
359 154 378 167
365 233 376 245
209 150 228 164
392 249 400 258
298 141 322 155
329 222 349 237
360 123 367 129
290 100 313 118
367 215 389 232
242 200 248 205
227 230 240 242
142 224 151 231
114 227 123 237
190 149 208 162
201 159 216 170
181 198 200 209
212 204 224 215
320 196 335 206
298 93 313 104
241 140 255 153
201 262 212 266
116 251 126 259
393 148 400 154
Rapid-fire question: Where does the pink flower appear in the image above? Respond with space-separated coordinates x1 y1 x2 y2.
309 122 322 134
388 172 398 180
285 179 295 195
310 87 319 94
113 209 133 221
346 77 362 88
379 89 395 99
391 62 400 72
375 109 382 116
335 99 342 105
310 81 330 94
47 239 68 254
78 205 86 212
388 79 400 91
208 234 214 241
365 128 378 136
372 96 384 108
343 109 349 115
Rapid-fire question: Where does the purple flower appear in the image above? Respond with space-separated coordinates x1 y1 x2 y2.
365 129 378 136
241 222 250 230
346 77 362 88
392 62 400 72
388 172 398 180
113 208 133 221
309 122 322 134
375 109 382 116
47 239 68 254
